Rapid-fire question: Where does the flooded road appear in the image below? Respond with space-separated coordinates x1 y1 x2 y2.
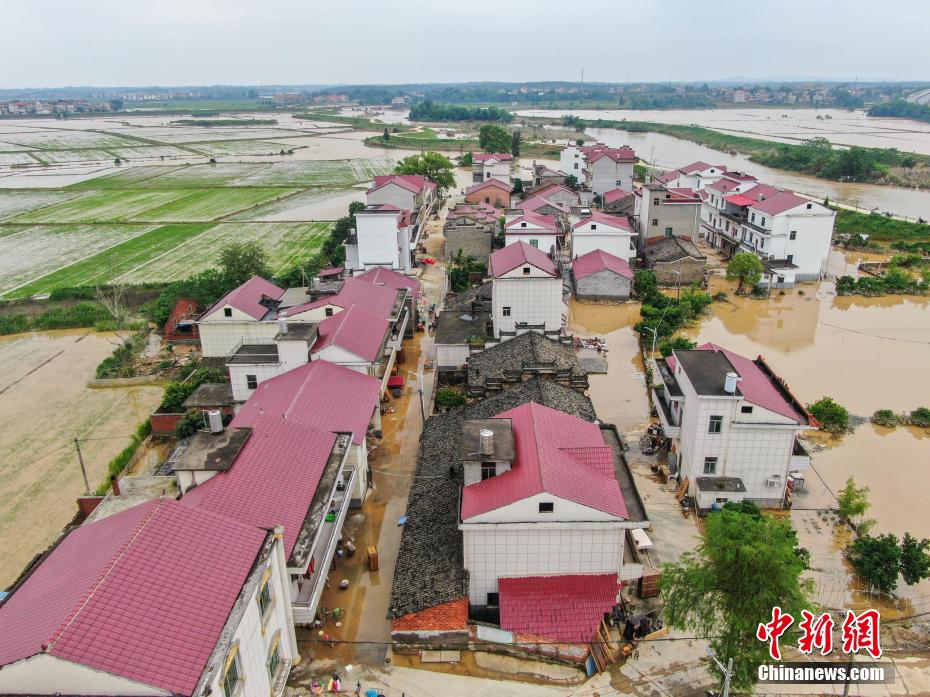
0 330 163 588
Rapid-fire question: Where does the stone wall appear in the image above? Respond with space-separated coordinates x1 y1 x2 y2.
444 226 492 264
653 257 705 286
575 269 632 302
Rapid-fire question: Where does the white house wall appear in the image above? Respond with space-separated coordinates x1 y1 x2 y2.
572 231 636 261
588 159 633 195
504 232 560 251
436 343 470 370
310 347 371 374
366 183 417 211
0 654 170 696
199 321 277 358
491 276 562 335
229 363 286 402
355 214 402 269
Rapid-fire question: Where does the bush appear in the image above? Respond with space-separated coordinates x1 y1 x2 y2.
32 302 111 330
436 387 466 411
175 410 205 439
871 409 902 428
847 534 902 593
909 406 930 427
807 396 850 431
158 368 226 413
95 331 148 379
0 314 30 335
658 336 696 357
93 421 152 495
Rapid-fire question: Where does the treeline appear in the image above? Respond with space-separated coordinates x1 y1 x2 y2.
618 93 715 109
409 100 513 123
868 99 930 124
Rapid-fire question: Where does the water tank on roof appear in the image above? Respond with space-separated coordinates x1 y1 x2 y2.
208 409 223 434
724 371 740 394
479 429 494 456
277 318 288 335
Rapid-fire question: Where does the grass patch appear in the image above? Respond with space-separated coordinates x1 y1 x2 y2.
94 421 153 495
10 189 194 223
834 208 930 244
127 187 295 222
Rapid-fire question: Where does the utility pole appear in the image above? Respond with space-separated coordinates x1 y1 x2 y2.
74 438 90 494
708 652 733 697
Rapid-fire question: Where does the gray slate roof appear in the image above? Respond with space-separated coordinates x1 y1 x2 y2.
467 332 586 389
642 236 705 264
389 378 596 619
444 282 492 312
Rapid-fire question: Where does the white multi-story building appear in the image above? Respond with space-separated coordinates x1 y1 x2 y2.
344 204 418 273
489 242 562 337
198 276 287 357
634 182 702 247
571 210 637 261
560 143 637 194
472 153 513 183
655 160 727 190
459 402 649 613
652 343 813 511
504 211 562 253
701 177 835 286
366 174 436 213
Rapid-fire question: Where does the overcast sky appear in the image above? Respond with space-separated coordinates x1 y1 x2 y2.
4 0 929 88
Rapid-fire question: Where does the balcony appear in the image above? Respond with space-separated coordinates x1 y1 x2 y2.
790 438 811 471
720 209 748 225
652 385 681 438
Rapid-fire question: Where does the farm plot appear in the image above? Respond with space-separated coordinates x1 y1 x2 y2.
232 158 393 187
4 223 212 297
0 190 93 221
29 149 122 165
186 140 296 157
0 129 145 150
0 152 40 166
141 127 307 144
0 223 159 296
67 164 189 189
116 222 331 283
10 189 195 223
128 187 295 222
134 162 268 188
230 187 364 221
110 145 200 160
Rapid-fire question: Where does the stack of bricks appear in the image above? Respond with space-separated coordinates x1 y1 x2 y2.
391 597 468 632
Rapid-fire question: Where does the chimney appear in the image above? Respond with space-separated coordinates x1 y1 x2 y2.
724 372 740 394
478 429 494 456
110 475 121 497
277 318 288 335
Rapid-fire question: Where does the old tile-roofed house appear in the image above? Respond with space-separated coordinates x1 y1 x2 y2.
641 235 707 286
467 332 587 397
389 378 597 632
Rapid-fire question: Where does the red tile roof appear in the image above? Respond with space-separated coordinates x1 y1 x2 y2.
655 170 679 184
499 574 621 643
0 499 266 696
517 195 569 215
582 144 637 164
368 174 436 195
313 303 390 362
741 183 782 202
460 402 628 520
280 277 399 319
202 276 284 321
724 193 758 207
318 266 344 277
705 178 744 194
532 183 575 199
231 360 380 445
356 266 422 298
748 191 810 216
572 211 634 232
466 178 511 195
603 188 631 203
678 160 724 175
665 187 700 201
188 415 337 560
572 249 633 281
505 211 558 233
473 153 513 162
489 241 558 278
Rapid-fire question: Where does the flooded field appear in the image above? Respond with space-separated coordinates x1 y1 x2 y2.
0 330 163 588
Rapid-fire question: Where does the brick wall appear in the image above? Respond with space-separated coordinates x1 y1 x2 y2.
391 597 468 631
150 412 184 437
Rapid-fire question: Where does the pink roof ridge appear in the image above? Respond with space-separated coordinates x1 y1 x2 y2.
572 210 634 231
460 402 628 520
466 178 512 194
202 276 284 321
749 190 812 216
280 276 399 319
489 241 557 278
473 153 514 162
356 266 422 298
572 249 633 281
313 302 389 362
231 359 380 445
603 187 631 203
368 174 436 195
505 211 558 232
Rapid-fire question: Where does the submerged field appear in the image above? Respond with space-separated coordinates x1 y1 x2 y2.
0 123 392 296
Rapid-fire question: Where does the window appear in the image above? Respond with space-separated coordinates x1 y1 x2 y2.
487 592 500 606
786 254 794 264
520 222 527 228
246 375 258 390
258 576 273 617
615 180 622 187
267 641 281 679
653 198 660 206
502 306 511 317
574 163 579 170
806 203 812 210
529 239 539 248
750 213 755 223
223 307 232 317
223 649 241 697
538 501 554 513
651 218 658 227
777 275 785 284
665 227 673 237
703 457 718 475
708 415 722 433
481 462 496 480
789 230 797 240
324 307 333 317
715 497 729 504
485 196 490 204
761 217 766 226
590 224 597 230
741 405 754 414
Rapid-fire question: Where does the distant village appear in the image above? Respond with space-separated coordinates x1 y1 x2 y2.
0 128 852 697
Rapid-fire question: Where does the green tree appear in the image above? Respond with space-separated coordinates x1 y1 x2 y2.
909 406 930 427
219 241 271 285
725 252 764 294
478 124 511 153
382 127 390 141
510 130 522 157
900 533 930 586
395 152 455 193
658 336 696 357
458 151 473 167
807 396 850 432
836 476 873 534
632 270 658 300
575 138 585 146
847 534 901 594
512 177 523 194
436 387 466 410
564 174 579 190
109 98 123 112
660 507 811 691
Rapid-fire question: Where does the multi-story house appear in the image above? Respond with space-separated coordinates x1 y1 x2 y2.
366 174 436 212
465 178 512 208
473 153 514 183
344 204 418 273
489 242 562 338
197 276 288 357
559 143 637 194
634 182 702 248
459 402 650 638
702 178 835 286
571 209 636 262
652 343 813 511
656 160 727 190
504 211 562 253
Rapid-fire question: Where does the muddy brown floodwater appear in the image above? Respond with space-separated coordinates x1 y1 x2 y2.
0 330 163 588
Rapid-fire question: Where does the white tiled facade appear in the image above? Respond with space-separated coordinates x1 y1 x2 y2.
491 268 562 336
571 226 636 262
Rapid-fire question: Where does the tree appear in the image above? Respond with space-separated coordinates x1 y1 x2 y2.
847 534 901 594
436 387 466 410
836 476 873 534
725 252 764 294
478 124 511 154
661 507 810 691
807 396 850 432
458 151 473 167
564 174 579 191
512 178 523 194
900 533 930 586
510 130 522 157
109 98 123 112
395 152 455 193
382 127 390 141
632 270 658 301
575 138 585 146
658 335 696 357
219 241 270 285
